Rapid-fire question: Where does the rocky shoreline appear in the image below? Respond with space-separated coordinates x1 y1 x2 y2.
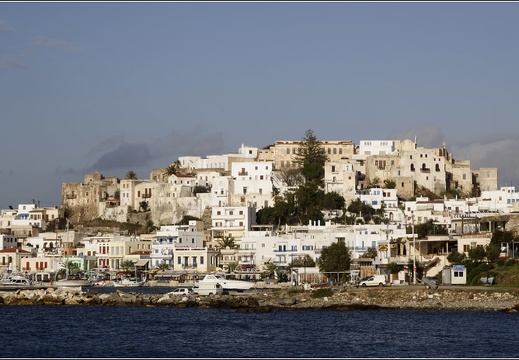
2 286 519 312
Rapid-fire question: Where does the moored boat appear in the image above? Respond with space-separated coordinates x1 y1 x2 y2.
196 273 255 292
0 275 32 286
113 277 146 287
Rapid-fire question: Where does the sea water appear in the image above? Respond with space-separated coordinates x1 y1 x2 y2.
1 304 517 358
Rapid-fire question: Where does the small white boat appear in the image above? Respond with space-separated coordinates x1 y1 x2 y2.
54 278 92 288
0 275 32 286
113 277 146 287
196 273 255 292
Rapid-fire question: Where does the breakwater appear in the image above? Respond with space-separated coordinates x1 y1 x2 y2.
2 286 519 312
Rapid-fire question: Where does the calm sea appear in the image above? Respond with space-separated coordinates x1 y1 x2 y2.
1 287 517 358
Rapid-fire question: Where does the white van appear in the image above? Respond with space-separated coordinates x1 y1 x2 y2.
358 275 386 287
193 282 223 296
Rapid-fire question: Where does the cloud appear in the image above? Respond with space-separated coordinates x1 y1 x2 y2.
85 134 125 159
31 36 82 51
62 125 226 177
0 20 14 33
388 124 446 148
449 133 519 187
0 55 28 69
388 124 519 187
88 142 152 172
150 125 225 160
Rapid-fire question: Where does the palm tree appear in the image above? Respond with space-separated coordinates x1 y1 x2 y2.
227 262 239 273
126 170 137 180
263 262 278 280
157 261 170 272
218 234 238 250
120 259 136 277
216 235 239 263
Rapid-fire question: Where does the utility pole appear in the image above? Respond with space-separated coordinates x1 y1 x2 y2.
412 211 416 285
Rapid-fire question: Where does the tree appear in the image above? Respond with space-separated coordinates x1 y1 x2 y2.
227 262 240 273
126 170 138 180
279 168 304 187
388 262 402 275
486 243 501 263
318 241 351 274
447 249 466 264
263 262 278 280
139 201 149 212
157 261 170 272
384 179 396 189
218 234 238 250
294 129 328 186
216 235 239 263
468 246 486 262
361 247 378 259
165 160 181 176
288 254 316 270
120 260 136 277
321 191 345 210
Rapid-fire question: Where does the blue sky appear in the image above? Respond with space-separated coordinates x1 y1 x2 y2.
2 2 519 209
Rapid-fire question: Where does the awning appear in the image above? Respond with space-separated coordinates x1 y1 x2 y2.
134 259 149 267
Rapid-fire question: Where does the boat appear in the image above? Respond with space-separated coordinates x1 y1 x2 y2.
54 277 92 289
113 277 146 287
196 273 255 292
0 275 32 286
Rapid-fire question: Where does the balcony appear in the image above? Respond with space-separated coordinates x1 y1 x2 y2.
420 168 431 173
66 194 77 199
142 193 152 198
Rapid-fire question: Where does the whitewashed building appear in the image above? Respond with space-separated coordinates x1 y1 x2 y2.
150 221 205 268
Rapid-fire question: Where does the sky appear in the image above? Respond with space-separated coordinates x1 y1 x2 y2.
2 1 519 209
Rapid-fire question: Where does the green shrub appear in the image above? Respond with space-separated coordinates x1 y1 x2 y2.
311 288 333 298
506 259 517 267
288 288 305 294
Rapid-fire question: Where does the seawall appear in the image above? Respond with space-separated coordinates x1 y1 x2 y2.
2 286 519 312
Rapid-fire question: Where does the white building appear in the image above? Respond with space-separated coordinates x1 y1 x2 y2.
150 221 205 268
229 161 274 209
210 205 257 241
479 186 519 214
81 235 112 269
0 234 17 250
324 161 357 202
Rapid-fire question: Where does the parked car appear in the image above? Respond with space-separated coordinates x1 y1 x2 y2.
422 276 439 289
166 287 194 296
355 276 370 287
193 282 223 296
358 275 386 287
